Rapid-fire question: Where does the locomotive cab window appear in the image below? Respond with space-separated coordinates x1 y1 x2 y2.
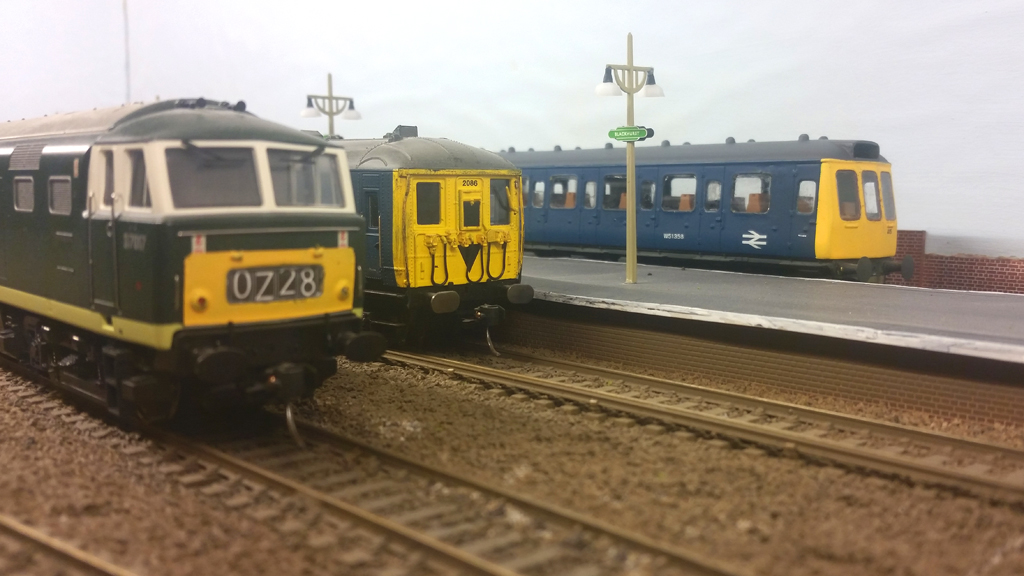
862 171 881 221
48 177 72 216
531 181 545 208
732 174 770 214
166 147 260 208
583 181 597 209
416 182 442 225
881 172 897 221
549 175 577 209
13 177 33 212
102 151 114 206
489 178 511 225
129 150 151 208
663 175 696 212
835 170 861 221
603 175 626 210
797 180 817 214
269 149 344 208
705 180 721 212
640 181 655 210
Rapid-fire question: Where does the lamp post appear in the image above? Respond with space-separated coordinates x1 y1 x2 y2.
300 73 361 138
596 33 664 284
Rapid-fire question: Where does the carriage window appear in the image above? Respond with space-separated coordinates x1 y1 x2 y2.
531 180 545 208
129 150 151 208
797 180 817 214
862 171 881 221
881 172 896 221
13 177 33 212
663 175 696 212
366 194 379 229
416 182 441 225
835 170 861 221
490 178 511 225
705 180 721 211
269 150 344 207
549 175 577 209
732 174 770 214
640 181 655 210
166 147 261 208
103 151 114 206
603 175 626 209
583 181 597 209
48 177 72 216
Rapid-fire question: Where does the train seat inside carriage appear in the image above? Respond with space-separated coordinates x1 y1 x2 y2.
840 201 858 220
797 197 814 214
564 191 576 209
678 194 695 211
745 193 768 213
731 196 746 212
618 193 627 209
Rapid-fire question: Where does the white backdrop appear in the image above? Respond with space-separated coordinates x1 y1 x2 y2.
3 0 1022 256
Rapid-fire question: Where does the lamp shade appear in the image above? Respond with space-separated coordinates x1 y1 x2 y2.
639 71 665 97
595 66 622 96
300 96 321 118
341 100 362 120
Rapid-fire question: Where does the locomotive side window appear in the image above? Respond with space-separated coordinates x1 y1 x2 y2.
48 177 72 216
603 175 626 210
129 150 151 208
663 175 696 212
102 151 114 206
416 182 441 225
862 171 881 221
705 180 721 212
881 172 896 221
269 150 344 207
640 181 655 210
13 177 33 212
489 179 511 225
797 180 817 214
732 174 770 214
166 147 261 208
835 170 861 221
583 181 597 209
531 181 545 208
549 175 577 209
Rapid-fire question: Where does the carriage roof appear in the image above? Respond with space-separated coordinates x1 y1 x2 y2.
336 137 517 171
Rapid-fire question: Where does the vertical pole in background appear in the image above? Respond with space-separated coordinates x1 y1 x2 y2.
327 73 335 138
122 0 131 103
624 33 637 284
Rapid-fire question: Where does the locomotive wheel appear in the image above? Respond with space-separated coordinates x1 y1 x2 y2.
856 257 874 282
121 374 181 426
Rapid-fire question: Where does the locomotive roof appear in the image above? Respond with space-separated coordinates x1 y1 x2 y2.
335 137 517 171
498 139 887 168
0 99 326 148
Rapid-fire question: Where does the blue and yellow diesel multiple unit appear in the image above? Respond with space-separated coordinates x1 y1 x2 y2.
335 127 533 343
0 99 384 423
502 137 913 280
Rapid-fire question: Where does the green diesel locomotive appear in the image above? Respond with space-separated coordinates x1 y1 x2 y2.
0 98 384 423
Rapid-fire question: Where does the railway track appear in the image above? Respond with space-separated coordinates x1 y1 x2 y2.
384 350 1024 504
0 512 140 576
151 416 746 576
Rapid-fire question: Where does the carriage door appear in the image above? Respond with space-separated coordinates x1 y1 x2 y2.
637 167 659 250
524 171 547 244
360 175 382 280
89 149 118 312
789 164 820 259
697 166 725 252
545 173 580 246
579 169 601 246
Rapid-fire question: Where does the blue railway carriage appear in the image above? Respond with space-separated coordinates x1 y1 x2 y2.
500 138 914 281
334 127 533 344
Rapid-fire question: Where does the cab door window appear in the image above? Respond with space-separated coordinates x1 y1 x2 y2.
705 180 721 212
583 181 597 209
835 170 861 221
603 175 626 209
881 172 896 221
797 180 817 214
862 171 881 221
489 178 511 225
663 175 696 212
128 150 151 208
531 180 545 208
640 181 655 210
416 182 441 225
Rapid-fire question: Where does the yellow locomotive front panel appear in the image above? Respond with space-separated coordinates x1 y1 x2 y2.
183 246 356 327
393 169 524 289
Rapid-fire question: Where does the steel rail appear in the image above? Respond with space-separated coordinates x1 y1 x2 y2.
0 513 141 576
489 347 1024 461
385 351 1024 504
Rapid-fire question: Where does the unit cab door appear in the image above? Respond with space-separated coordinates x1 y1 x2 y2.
789 164 820 259
698 166 725 252
89 149 118 313
359 174 382 281
636 167 660 250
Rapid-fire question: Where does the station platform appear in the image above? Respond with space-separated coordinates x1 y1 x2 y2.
520 255 1024 365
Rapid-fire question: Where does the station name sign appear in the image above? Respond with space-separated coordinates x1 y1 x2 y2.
608 126 655 142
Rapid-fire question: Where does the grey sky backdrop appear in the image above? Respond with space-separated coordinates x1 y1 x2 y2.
4 0 1022 256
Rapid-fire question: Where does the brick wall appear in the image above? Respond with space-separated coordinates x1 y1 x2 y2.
884 230 1024 294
